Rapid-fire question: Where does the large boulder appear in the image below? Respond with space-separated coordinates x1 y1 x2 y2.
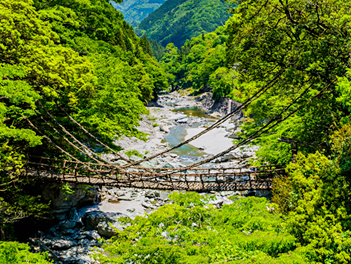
41 183 98 220
81 211 129 237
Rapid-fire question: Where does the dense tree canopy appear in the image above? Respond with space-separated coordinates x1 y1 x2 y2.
223 0 351 164
159 26 228 92
136 0 231 47
0 0 168 231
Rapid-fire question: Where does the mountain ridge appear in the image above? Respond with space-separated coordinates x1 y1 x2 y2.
111 0 166 26
136 0 231 47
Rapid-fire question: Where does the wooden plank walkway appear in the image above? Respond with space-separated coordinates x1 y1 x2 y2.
21 157 285 191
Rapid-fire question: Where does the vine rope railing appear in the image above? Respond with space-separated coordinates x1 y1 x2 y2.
24 67 336 178
156 78 337 174
23 156 285 191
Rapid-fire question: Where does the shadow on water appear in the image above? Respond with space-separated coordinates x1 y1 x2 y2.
164 106 217 158
173 106 216 119
163 125 206 157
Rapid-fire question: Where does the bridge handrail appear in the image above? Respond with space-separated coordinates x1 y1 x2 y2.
27 156 285 172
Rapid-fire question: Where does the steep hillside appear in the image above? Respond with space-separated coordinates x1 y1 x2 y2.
111 0 166 27
136 0 231 47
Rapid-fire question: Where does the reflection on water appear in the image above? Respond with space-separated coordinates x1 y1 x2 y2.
163 125 206 157
164 106 218 158
173 106 216 119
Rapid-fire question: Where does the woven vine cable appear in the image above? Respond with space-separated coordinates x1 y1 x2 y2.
120 67 289 168
159 79 336 174
35 111 103 164
54 102 132 163
37 102 110 164
23 116 82 163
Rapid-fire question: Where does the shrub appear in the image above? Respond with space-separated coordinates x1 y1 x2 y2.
0 242 52 264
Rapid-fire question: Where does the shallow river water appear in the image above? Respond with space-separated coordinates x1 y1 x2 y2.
163 106 218 157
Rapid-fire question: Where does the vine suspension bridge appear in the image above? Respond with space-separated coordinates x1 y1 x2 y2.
20 70 327 191
23 156 285 191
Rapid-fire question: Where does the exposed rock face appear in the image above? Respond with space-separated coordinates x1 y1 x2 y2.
196 92 245 125
81 211 129 237
41 183 98 220
29 186 270 263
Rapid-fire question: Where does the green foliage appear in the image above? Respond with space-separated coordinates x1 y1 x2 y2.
160 26 228 92
94 193 311 263
136 0 231 47
0 0 169 157
0 0 168 234
271 176 294 215
271 125 351 263
125 149 143 158
62 183 75 200
224 0 351 164
0 241 52 264
149 39 165 61
0 143 50 227
168 191 214 206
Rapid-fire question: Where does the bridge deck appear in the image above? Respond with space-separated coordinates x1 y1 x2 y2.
22 157 285 191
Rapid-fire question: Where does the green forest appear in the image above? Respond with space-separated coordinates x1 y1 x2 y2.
136 0 231 47
2 0 351 263
0 0 167 240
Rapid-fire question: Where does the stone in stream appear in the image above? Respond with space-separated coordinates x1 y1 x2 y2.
115 190 126 197
176 117 189 123
162 163 175 169
117 193 134 201
41 183 87 220
142 202 156 209
145 190 160 198
81 211 129 237
169 153 178 158
51 239 76 250
81 230 101 240
60 221 76 229
160 126 170 133
129 155 143 162
107 198 120 203
68 208 80 222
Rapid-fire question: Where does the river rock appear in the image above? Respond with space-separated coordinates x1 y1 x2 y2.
160 126 170 133
117 193 134 201
176 117 189 123
107 198 120 203
60 228 77 236
162 163 175 169
68 208 80 222
41 183 99 220
114 160 128 166
142 202 156 209
209 199 224 208
81 230 101 240
81 211 129 237
145 190 160 198
60 220 77 229
52 239 76 250
220 153 237 162
228 133 241 139
115 190 126 196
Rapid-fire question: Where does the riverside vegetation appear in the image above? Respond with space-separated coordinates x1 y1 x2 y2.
2 0 351 263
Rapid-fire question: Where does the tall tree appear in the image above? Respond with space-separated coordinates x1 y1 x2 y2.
225 0 351 164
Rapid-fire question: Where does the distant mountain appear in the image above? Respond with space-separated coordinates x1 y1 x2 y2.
136 0 231 47
110 0 166 27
